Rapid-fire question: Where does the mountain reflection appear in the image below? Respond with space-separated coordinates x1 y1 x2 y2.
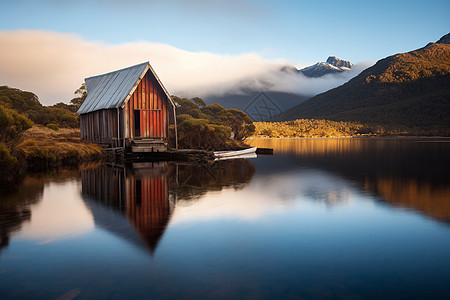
81 159 255 253
366 178 450 223
251 138 450 224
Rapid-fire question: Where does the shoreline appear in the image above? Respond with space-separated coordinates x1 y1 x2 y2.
247 135 450 140
0 125 105 188
3 126 449 188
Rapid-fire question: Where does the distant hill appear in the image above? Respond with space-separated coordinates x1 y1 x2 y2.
205 91 309 121
299 56 353 77
274 34 450 135
201 56 353 121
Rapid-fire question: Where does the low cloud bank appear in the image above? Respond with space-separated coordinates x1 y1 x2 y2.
0 30 373 105
254 62 373 96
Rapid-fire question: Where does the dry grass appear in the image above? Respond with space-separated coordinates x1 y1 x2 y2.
20 125 81 142
15 125 104 168
252 119 368 138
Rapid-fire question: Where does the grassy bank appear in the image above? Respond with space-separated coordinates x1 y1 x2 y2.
1 125 104 187
15 125 104 169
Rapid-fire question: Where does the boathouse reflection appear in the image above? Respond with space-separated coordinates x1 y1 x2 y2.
81 162 173 253
81 159 255 253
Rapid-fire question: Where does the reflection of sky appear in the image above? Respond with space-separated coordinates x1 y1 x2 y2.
15 180 94 244
170 167 355 226
2 153 450 299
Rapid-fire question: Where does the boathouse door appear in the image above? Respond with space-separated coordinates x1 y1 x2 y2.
134 110 141 137
134 109 164 138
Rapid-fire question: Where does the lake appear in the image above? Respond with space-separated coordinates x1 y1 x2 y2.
1 138 450 299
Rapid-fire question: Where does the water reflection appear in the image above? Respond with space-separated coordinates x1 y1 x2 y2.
0 169 86 253
366 178 450 223
0 177 43 253
1 140 449 299
81 159 255 253
250 138 450 224
81 163 173 253
174 159 255 201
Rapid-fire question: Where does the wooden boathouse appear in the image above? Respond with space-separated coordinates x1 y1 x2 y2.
77 62 177 152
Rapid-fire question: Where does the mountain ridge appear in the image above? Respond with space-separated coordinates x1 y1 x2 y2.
273 34 450 135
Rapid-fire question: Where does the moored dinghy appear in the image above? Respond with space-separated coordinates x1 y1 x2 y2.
214 147 257 160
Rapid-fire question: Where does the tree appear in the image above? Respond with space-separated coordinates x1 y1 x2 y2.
173 96 255 149
217 108 255 140
1 86 79 128
0 105 33 146
70 83 87 111
192 97 206 107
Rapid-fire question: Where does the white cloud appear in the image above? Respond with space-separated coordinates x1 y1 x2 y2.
257 62 374 95
0 30 372 105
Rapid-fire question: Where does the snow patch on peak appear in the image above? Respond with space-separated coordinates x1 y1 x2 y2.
299 56 353 78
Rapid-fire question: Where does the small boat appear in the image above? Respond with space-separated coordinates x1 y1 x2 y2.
214 147 257 159
214 152 257 161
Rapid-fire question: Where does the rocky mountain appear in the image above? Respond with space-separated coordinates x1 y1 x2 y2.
326 56 352 68
200 56 354 121
274 33 450 135
299 56 353 77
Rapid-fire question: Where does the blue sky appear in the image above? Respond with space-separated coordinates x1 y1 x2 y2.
0 0 449 104
2 0 448 64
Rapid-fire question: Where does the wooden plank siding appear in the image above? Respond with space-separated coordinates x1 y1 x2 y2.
80 68 171 147
125 70 169 140
80 108 121 146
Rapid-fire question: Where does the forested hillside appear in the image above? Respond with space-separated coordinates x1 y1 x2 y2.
275 38 450 136
0 86 80 128
0 85 99 186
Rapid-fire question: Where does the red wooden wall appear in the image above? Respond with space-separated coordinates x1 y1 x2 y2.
125 70 169 139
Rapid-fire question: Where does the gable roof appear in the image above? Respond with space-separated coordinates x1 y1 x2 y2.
77 62 174 114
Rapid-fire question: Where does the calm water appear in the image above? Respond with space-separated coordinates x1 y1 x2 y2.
1 138 450 299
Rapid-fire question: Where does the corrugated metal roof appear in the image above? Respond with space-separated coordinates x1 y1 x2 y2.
77 62 173 114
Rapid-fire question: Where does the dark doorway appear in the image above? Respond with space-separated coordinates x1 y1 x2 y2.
135 179 142 206
134 110 140 137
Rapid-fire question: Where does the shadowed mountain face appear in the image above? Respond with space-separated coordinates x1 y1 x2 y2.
198 56 353 121
205 91 309 121
437 32 450 44
275 34 450 135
